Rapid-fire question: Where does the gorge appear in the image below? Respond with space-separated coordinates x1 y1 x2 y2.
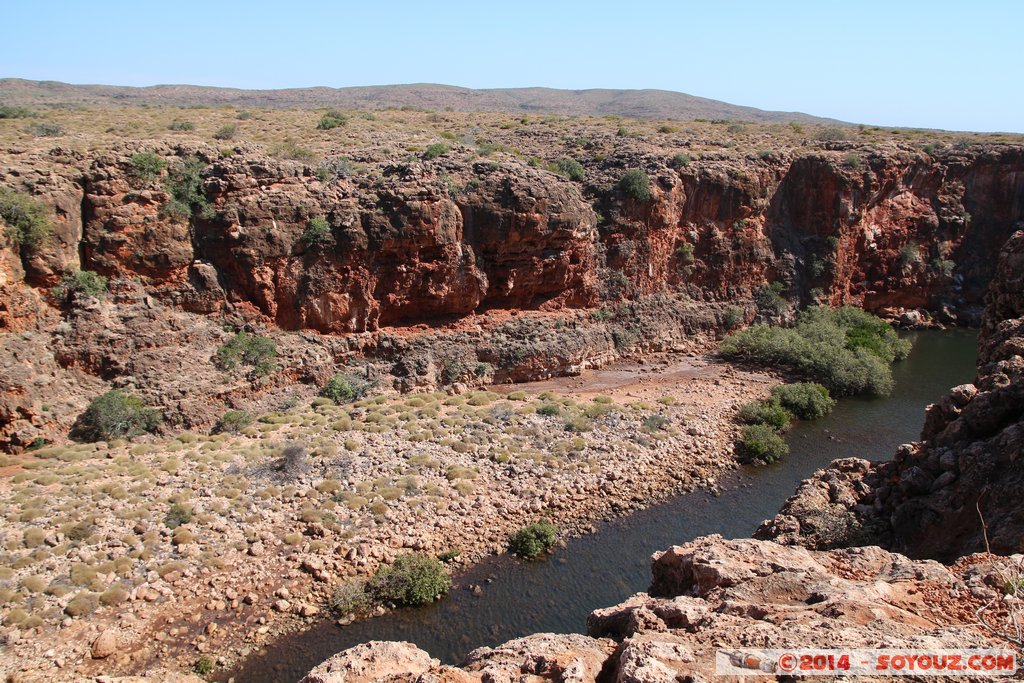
0 103 1023 681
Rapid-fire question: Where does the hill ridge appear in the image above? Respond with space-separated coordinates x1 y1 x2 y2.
0 78 844 124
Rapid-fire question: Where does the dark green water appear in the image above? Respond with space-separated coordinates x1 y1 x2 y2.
225 330 978 683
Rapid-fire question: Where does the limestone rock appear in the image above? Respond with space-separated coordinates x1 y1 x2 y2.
91 629 120 659
300 641 437 683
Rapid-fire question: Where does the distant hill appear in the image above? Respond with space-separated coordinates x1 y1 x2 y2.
0 79 844 125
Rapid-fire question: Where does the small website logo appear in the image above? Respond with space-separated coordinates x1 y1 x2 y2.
715 648 1017 676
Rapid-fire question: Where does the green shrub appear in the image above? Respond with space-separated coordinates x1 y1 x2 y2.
818 127 848 142
0 186 52 249
164 503 192 529
317 156 354 181
669 152 691 169
272 138 318 163
771 382 835 420
162 156 212 221
564 415 592 432
215 332 277 376
302 217 331 245
738 399 791 429
328 580 370 615
64 592 98 617
365 553 451 607
168 120 195 131
423 143 449 160
536 402 561 417
320 374 369 403
549 157 585 181
477 141 508 156
643 414 670 432
508 521 558 559
216 410 253 433
317 110 348 130
27 122 63 137
676 242 694 264
740 424 789 464
193 656 215 676
899 243 921 268
75 390 161 442
0 106 35 119
720 306 910 396
56 270 106 299
755 282 788 316
722 307 744 330
932 258 955 277
129 152 167 181
212 124 237 141
618 168 651 201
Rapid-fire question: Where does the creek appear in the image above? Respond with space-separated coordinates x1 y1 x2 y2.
226 329 979 682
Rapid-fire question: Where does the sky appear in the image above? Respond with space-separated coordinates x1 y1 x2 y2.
2 1 1021 132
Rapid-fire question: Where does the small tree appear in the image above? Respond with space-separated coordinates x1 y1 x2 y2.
618 169 651 201
212 124 237 141
669 152 691 170
423 143 449 160
317 110 348 130
508 521 558 559
162 156 212 222
75 390 161 442
738 398 791 430
0 186 52 250
550 157 585 181
740 424 789 464
129 152 166 181
770 383 835 420
215 410 253 434
302 217 331 245
216 332 277 376
55 270 106 299
320 374 369 403
366 553 451 607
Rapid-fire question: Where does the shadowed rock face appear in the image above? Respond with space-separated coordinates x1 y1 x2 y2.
758 230 1024 561
300 536 1007 683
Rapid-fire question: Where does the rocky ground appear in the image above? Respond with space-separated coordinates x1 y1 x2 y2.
0 345 773 681
301 536 1021 683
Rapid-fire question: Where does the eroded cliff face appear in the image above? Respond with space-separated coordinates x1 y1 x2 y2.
5 142 1024 334
759 230 1024 561
1 140 1024 451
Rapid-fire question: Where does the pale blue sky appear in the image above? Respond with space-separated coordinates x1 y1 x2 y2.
2 1 1021 132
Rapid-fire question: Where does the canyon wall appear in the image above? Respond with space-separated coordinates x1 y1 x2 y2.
759 229 1024 561
2 141 1024 450
294 168 1024 683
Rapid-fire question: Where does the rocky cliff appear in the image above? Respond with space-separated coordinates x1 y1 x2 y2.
2 119 1024 451
300 536 1013 683
759 229 1024 561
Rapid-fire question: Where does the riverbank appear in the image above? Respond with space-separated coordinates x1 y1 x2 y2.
0 345 775 682
225 329 979 682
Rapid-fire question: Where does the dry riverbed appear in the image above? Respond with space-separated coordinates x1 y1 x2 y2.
0 350 773 682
